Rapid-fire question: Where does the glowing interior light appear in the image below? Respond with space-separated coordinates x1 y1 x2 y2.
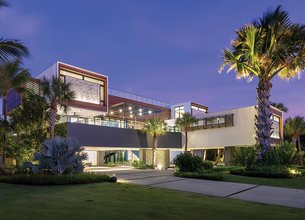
157 164 162 170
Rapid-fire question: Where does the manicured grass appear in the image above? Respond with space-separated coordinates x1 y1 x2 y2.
0 182 305 220
222 171 305 189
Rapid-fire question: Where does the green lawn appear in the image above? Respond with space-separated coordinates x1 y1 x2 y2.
221 172 305 189
0 182 305 220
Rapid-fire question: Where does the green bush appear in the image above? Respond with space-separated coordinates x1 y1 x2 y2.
174 171 223 181
202 160 213 170
213 166 241 172
230 147 257 168
0 173 112 185
174 153 204 172
230 166 293 178
105 161 131 167
131 160 154 169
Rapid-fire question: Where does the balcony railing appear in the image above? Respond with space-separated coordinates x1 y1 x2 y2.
190 114 234 131
109 88 171 108
59 115 179 132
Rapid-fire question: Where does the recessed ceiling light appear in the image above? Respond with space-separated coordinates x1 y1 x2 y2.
119 109 122 112
110 111 114 114
148 110 152 114
128 106 132 110
130 114 133 118
130 111 133 114
139 113 142 116
139 109 142 112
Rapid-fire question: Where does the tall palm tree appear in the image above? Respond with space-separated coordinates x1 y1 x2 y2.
0 0 29 63
41 76 75 138
142 118 167 167
219 6 305 159
285 116 305 165
271 102 288 113
175 113 198 153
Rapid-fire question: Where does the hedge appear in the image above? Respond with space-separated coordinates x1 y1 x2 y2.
229 166 293 178
0 173 114 185
174 171 223 181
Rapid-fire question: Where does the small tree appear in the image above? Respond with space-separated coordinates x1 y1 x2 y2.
41 76 75 138
271 102 288 113
285 116 305 165
142 118 167 167
175 113 198 152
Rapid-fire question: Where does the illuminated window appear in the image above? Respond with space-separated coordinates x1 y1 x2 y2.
271 115 281 139
191 105 207 116
174 106 185 118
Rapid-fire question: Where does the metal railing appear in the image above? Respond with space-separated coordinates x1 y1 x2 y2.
109 88 171 108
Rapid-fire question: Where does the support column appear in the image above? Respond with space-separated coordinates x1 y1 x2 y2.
224 147 233 166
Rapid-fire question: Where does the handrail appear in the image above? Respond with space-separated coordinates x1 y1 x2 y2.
108 88 171 108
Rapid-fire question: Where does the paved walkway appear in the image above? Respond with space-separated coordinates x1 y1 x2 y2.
87 167 305 209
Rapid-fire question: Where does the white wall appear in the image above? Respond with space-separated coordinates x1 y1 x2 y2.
188 106 257 149
35 62 58 80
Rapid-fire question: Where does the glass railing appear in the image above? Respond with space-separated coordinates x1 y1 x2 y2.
109 88 171 108
60 115 179 132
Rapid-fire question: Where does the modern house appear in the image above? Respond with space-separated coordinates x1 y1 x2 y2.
6 61 284 167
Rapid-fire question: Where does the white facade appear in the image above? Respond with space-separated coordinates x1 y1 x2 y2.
188 106 257 149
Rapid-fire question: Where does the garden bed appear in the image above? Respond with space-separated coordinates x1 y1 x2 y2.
0 173 114 185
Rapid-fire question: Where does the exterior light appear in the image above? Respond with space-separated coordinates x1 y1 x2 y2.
119 109 123 113
130 111 133 114
128 106 132 110
130 114 133 118
110 111 114 115
139 113 142 116
148 110 152 114
157 164 162 170
139 109 143 112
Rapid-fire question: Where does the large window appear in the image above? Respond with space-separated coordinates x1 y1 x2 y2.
191 105 207 116
60 69 105 105
174 105 185 118
271 115 281 139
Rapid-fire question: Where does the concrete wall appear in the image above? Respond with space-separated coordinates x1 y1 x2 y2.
66 123 182 149
140 149 170 168
188 106 257 149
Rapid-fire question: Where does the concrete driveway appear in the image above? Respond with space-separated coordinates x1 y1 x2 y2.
87 167 305 209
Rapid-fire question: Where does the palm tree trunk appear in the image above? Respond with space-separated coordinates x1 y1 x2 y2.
184 131 188 153
50 105 57 138
298 136 303 166
152 134 157 168
256 78 273 159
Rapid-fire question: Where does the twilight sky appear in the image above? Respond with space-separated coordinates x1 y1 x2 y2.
1 0 305 117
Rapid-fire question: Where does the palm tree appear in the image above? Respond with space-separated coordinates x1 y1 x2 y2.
271 102 288 113
142 118 167 167
285 116 305 165
219 6 305 159
175 113 198 153
0 1 29 63
41 76 75 138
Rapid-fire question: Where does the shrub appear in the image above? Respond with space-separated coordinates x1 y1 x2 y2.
24 136 87 175
230 147 257 168
132 160 154 169
213 166 241 172
202 160 213 170
174 153 204 172
174 171 223 181
230 166 293 178
0 173 112 185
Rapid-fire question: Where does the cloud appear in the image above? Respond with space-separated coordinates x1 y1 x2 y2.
0 7 43 38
